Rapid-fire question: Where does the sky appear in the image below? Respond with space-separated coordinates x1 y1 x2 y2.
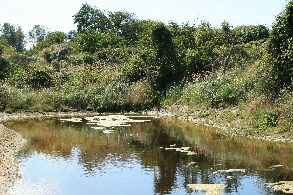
0 0 288 34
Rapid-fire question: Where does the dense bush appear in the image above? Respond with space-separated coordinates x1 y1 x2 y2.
267 1 293 89
0 57 9 80
42 43 71 63
2 1 293 141
252 108 279 131
27 70 56 88
149 23 182 91
34 31 67 51
234 25 269 44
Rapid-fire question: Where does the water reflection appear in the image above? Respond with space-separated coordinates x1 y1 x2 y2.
5 116 293 194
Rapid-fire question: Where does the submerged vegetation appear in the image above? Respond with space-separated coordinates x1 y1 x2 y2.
2 1 293 139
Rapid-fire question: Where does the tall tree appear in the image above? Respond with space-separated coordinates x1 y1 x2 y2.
150 23 181 92
73 3 110 33
267 0 293 89
35 31 67 50
67 30 77 42
0 23 26 52
0 36 8 55
28 24 48 46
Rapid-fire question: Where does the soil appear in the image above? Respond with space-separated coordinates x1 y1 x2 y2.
0 124 25 195
0 111 93 195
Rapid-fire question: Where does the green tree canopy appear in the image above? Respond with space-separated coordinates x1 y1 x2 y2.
35 31 67 50
28 24 48 46
267 0 293 89
0 36 8 55
73 3 140 45
0 23 26 52
234 25 269 44
73 3 110 33
150 23 181 92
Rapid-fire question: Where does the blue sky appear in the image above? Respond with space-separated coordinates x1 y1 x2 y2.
0 0 288 34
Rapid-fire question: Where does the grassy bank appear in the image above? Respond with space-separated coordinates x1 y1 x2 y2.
1 1 293 141
162 60 293 141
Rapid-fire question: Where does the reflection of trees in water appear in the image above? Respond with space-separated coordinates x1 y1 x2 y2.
6 117 293 194
153 130 181 194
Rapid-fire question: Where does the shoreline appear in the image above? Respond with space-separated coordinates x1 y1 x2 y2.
0 109 292 194
0 124 26 194
0 111 94 195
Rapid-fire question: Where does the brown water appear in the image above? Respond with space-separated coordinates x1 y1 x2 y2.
4 115 293 195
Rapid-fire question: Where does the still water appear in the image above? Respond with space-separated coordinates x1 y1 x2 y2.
4 115 293 195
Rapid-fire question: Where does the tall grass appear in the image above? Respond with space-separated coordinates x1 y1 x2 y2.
0 63 156 113
162 39 293 137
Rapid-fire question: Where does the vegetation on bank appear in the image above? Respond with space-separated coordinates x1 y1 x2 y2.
1 1 293 138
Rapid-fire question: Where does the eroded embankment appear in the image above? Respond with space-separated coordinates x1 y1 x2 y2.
0 111 90 195
0 124 26 195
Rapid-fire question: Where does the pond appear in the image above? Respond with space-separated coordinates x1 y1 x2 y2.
4 115 293 195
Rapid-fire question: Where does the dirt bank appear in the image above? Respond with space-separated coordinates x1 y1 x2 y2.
0 124 26 195
148 104 293 143
0 111 94 195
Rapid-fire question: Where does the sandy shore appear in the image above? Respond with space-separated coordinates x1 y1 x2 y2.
0 124 26 195
0 112 94 195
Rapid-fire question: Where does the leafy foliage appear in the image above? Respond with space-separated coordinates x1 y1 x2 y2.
234 25 269 44
71 28 123 53
252 108 279 131
0 23 26 52
35 31 67 51
73 3 110 33
2 2 293 140
149 23 182 92
27 70 56 88
28 24 48 46
267 1 293 89
0 56 9 80
42 43 71 63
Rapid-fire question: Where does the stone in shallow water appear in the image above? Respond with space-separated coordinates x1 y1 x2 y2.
90 126 105 130
84 115 151 127
187 184 226 194
213 169 245 174
269 164 283 169
266 181 293 194
60 118 82 123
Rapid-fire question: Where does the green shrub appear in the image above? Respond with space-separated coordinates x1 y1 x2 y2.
233 25 269 44
0 85 33 111
124 55 146 82
267 1 293 89
275 89 293 133
42 43 71 63
0 57 10 80
149 22 182 92
27 70 56 88
35 31 67 50
164 83 184 104
252 108 279 131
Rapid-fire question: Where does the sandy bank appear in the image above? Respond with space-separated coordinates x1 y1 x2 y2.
0 124 26 195
0 111 93 194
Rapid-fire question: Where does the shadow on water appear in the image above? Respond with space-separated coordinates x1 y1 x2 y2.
4 115 293 195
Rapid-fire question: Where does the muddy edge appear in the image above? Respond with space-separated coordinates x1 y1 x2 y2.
0 124 25 194
0 108 291 194
0 112 94 194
